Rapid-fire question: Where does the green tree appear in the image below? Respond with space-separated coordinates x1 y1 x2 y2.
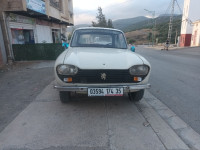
148 32 152 41
92 7 113 28
129 39 136 44
107 19 114 28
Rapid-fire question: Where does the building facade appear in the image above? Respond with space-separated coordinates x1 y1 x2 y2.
0 0 74 65
191 20 200 47
180 0 200 47
0 23 7 66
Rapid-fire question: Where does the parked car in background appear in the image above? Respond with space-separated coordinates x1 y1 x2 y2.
54 27 151 103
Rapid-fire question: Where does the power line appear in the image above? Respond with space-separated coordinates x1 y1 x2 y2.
167 0 175 42
175 0 183 14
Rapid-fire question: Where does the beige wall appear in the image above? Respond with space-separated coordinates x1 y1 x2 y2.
47 0 74 25
1 0 73 25
191 21 200 46
49 5 61 19
1 0 26 11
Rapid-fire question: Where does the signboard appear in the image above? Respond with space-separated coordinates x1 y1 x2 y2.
9 13 36 25
26 0 46 14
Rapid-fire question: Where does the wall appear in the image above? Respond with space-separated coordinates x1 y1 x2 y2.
180 34 192 47
49 5 61 20
6 0 27 11
12 43 64 60
181 0 200 34
47 0 74 25
191 21 200 46
0 24 7 66
181 0 190 34
180 0 200 47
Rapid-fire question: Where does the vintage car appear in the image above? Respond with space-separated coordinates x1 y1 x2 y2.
54 27 151 103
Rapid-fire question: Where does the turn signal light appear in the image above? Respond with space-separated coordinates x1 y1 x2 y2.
64 77 72 82
134 77 142 82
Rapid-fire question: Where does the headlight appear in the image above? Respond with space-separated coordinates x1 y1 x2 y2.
57 64 78 75
129 65 149 76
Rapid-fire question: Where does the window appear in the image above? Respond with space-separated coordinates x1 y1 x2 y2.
71 29 127 49
52 29 61 43
11 29 35 44
50 0 61 10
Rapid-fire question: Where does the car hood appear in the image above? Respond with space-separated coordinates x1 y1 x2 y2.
63 47 144 69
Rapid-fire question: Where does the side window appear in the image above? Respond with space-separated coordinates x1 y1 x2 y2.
114 34 120 48
114 33 126 48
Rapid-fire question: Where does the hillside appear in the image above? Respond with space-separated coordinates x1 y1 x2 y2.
124 15 182 32
123 15 182 43
125 29 153 45
68 15 182 44
113 16 148 31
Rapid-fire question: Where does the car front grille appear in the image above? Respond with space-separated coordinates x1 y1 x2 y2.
58 69 146 84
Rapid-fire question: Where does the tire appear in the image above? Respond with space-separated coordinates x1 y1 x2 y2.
128 90 144 102
59 91 71 103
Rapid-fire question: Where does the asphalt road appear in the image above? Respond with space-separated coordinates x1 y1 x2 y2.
136 46 200 134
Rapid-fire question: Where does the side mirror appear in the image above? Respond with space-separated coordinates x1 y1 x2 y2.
62 42 69 49
131 46 135 52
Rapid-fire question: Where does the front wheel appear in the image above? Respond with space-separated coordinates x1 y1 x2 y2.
59 91 71 103
128 90 144 102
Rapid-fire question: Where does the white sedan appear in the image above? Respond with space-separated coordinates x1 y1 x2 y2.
54 27 151 103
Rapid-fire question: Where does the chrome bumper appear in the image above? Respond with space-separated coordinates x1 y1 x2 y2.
54 84 151 92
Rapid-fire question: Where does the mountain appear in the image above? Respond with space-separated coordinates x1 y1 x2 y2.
124 15 182 32
124 15 182 43
113 16 148 31
68 14 182 43
113 14 182 33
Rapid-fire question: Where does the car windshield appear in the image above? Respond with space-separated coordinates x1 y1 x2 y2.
70 29 127 49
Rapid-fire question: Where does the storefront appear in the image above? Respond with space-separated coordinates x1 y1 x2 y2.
35 24 52 43
8 13 36 44
11 29 35 44
35 20 62 43
8 13 67 45
52 29 61 43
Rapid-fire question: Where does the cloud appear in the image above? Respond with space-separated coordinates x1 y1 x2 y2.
74 13 96 25
73 0 128 10
73 0 184 25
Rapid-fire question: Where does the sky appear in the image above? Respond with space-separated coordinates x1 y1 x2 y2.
73 0 184 25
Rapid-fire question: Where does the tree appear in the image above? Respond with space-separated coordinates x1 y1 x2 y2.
129 39 136 44
92 7 113 28
107 19 113 28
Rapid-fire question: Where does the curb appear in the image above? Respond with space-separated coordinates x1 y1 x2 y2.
143 90 200 150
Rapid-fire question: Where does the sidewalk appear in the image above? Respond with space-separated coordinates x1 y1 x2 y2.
0 61 55 73
0 61 55 134
0 80 200 149
144 45 200 51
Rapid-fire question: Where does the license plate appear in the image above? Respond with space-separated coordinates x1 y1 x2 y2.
88 88 123 97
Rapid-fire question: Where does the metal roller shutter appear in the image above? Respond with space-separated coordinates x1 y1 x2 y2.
9 22 34 30
36 25 52 43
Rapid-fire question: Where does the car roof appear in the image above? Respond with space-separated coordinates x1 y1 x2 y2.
74 27 124 33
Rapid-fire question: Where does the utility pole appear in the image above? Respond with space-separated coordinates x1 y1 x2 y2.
167 0 175 43
144 9 155 46
175 29 177 45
